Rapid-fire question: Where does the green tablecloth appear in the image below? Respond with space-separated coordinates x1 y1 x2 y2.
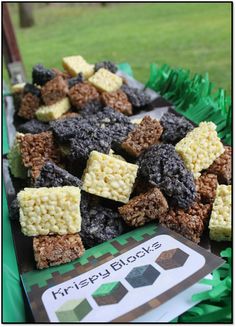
3 97 26 322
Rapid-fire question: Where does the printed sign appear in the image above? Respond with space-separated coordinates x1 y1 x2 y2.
21 224 223 322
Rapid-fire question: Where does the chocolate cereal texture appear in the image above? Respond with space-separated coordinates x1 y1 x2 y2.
195 173 218 204
207 146 232 185
101 90 132 116
119 187 168 227
121 116 163 157
33 234 85 269
69 82 100 110
41 75 69 106
18 93 41 120
160 202 212 243
19 131 61 179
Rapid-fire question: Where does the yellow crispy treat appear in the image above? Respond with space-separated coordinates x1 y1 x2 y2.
209 185 231 241
11 83 26 93
18 186 81 236
36 98 70 121
175 122 224 177
7 133 27 178
82 150 138 203
62 55 94 78
88 68 123 93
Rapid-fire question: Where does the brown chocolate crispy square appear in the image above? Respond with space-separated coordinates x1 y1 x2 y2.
19 131 61 180
195 173 218 204
119 187 168 227
33 234 85 269
101 90 132 116
18 93 40 120
41 76 69 106
207 146 232 185
159 202 212 243
121 116 163 157
68 82 100 110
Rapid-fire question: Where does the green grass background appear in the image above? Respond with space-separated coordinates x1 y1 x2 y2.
6 3 231 93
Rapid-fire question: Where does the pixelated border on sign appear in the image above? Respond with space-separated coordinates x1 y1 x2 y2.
20 224 223 322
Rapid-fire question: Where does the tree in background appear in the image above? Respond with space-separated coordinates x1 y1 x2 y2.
19 3 34 28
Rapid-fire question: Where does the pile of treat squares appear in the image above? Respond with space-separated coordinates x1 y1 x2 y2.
7 55 231 270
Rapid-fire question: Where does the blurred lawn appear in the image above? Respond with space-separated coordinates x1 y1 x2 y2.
5 3 231 93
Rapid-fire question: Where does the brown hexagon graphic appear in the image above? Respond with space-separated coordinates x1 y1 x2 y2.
155 248 189 270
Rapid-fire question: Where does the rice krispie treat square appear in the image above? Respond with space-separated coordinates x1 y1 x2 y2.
34 161 82 188
18 186 82 236
207 146 232 185
175 122 224 178
18 119 50 135
82 150 138 203
68 82 100 110
89 68 123 93
41 76 69 106
195 173 218 204
159 202 212 243
101 90 132 116
19 131 61 179
18 93 41 120
62 55 94 78
7 133 27 179
80 192 124 248
36 98 70 121
119 187 168 227
160 111 194 145
121 116 163 157
33 233 84 269
138 144 196 209
209 185 231 241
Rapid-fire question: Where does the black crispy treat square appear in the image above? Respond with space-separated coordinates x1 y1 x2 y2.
69 125 112 161
50 116 84 143
121 84 151 108
32 64 56 86
23 83 41 98
80 192 124 248
90 106 135 144
160 112 194 144
79 100 104 117
51 107 134 156
138 144 196 209
67 73 84 89
18 119 50 134
94 60 118 73
34 161 82 187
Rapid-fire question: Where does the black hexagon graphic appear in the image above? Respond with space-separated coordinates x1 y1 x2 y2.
125 264 160 288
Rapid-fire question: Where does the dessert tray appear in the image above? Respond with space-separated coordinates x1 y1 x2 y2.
3 56 231 322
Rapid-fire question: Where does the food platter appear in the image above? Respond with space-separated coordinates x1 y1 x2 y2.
3 64 231 322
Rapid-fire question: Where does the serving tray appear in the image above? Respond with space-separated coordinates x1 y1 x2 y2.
3 72 230 322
